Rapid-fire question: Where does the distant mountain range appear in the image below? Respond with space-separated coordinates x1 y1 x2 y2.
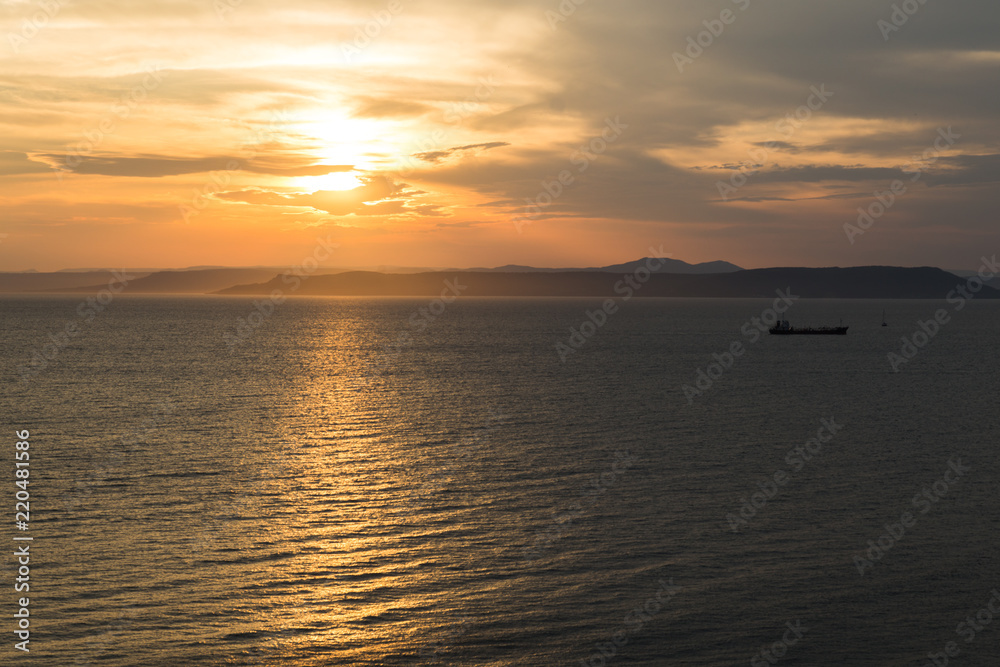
2 260 997 299
0 259 738 293
459 259 743 274
42 269 309 294
218 265 1000 300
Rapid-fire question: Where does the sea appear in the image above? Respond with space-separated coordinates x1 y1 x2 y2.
2 294 998 666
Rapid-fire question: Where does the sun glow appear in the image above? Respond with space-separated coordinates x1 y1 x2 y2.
296 171 364 191
296 111 385 170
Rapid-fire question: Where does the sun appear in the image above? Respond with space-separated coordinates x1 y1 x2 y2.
294 110 383 167
287 110 386 191
296 171 364 192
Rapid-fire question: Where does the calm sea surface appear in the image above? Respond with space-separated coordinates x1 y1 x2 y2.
2 295 999 666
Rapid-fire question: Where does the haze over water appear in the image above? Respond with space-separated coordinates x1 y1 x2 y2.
3 295 998 665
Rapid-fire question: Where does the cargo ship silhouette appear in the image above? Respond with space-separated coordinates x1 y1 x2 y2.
769 320 848 335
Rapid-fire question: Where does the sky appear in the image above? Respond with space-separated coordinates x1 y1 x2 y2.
1 0 998 271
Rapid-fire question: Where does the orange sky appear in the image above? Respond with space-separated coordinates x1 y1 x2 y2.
1 0 998 271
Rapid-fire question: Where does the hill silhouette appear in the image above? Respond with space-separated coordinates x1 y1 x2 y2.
217 266 1000 299
49 268 290 294
461 258 742 274
0 258 737 293
5 262 996 299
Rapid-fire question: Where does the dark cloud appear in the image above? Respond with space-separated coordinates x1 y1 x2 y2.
415 142 510 164
738 154 1000 188
0 152 55 176
750 165 907 184
924 154 1000 186
35 153 354 178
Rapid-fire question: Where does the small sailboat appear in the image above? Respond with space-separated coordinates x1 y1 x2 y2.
881 309 888 327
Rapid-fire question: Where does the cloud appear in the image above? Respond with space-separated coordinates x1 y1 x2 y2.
352 97 434 118
0 151 56 176
728 154 1000 188
753 141 799 154
749 165 907 184
415 142 510 164
4 0 1000 270
214 177 401 215
924 154 1000 186
32 153 354 178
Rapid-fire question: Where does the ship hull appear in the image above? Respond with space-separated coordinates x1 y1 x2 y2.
769 327 848 335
